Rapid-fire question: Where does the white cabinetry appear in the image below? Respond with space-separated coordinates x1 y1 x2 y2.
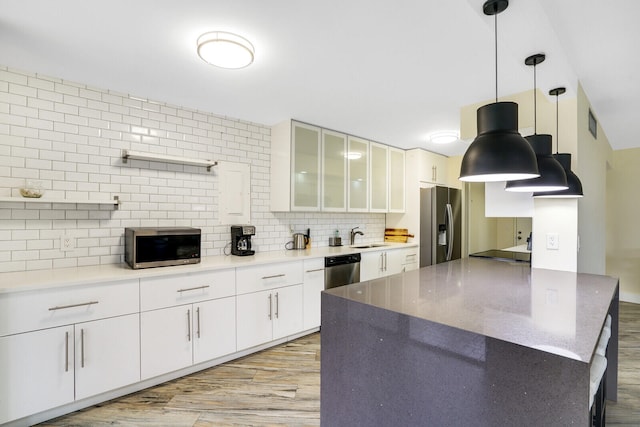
322 129 347 212
303 258 325 330
369 142 388 212
271 120 321 211
0 279 139 425
272 119 405 213
347 136 369 212
139 269 236 380
0 326 74 424
388 147 406 212
236 261 304 350
416 149 448 185
360 247 418 281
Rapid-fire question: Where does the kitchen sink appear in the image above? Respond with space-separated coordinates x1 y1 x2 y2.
350 243 388 249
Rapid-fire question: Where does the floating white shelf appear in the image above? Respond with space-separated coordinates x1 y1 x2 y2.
0 195 120 209
122 150 218 171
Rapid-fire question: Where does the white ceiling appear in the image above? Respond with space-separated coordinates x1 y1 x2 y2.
2 0 638 157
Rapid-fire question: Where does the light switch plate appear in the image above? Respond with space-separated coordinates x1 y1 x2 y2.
546 233 559 250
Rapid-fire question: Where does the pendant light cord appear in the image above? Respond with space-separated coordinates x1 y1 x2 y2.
555 93 559 154
494 9 498 103
533 63 537 134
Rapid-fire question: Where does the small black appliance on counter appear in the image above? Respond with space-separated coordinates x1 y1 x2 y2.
231 225 255 256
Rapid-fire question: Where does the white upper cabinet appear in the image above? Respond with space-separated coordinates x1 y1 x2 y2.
271 120 321 212
271 119 405 213
321 129 347 212
347 136 369 212
369 142 388 212
388 147 405 212
292 122 322 211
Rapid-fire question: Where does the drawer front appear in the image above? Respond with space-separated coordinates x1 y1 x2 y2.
140 269 236 311
403 250 418 265
236 261 303 295
0 279 139 337
303 257 325 272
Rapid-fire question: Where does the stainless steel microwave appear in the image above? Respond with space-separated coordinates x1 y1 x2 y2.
124 227 201 269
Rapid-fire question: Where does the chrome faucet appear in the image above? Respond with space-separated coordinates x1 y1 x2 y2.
350 227 364 245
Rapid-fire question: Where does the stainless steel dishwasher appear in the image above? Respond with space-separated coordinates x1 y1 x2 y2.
325 253 361 289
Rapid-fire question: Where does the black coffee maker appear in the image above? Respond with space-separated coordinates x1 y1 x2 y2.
231 225 255 256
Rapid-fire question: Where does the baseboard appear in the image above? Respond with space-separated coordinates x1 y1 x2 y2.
619 291 640 304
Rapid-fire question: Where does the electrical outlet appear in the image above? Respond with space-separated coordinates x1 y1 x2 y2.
60 235 75 252
546 233 559 250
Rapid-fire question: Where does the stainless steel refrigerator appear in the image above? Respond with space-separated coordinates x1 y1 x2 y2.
420 186 462 267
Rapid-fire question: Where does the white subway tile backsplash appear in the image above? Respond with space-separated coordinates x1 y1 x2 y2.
1 66 386 273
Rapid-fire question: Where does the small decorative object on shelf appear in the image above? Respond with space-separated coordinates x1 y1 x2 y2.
19 180 44 198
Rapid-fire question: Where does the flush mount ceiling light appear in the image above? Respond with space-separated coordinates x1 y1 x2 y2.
459 0 539 183
197 31 255 69
506 54 568 192
429 131 459 144
534 87 584 198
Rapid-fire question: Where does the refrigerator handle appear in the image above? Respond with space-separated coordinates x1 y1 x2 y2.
446 203 454 261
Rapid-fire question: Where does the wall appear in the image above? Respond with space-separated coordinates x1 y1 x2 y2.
0 66 384 273
576 83 612 275
532 199 578 272
606 148 640 302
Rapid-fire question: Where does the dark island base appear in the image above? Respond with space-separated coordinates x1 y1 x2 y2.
321 293 591 427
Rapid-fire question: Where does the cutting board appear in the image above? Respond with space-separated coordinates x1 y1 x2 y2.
384 228 414 243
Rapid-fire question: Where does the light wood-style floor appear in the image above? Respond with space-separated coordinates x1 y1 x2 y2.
38 303 639 426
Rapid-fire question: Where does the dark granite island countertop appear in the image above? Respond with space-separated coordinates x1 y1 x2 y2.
321 257 619 426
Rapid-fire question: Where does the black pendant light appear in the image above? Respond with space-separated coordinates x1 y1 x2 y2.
505 54 568 192
534 87 584 198
459 0 539 182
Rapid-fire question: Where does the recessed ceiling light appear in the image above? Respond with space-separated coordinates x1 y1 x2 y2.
197 31 255 69
429 131 459 144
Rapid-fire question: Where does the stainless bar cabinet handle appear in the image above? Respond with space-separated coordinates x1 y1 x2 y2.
81 328 85 368
262 274 285 280
275 292 279 319
268 294 273 320
65 331 69 372
49 301 99 311
177 285 210 293
196 307 201 339
187 309 191 342
306 268 324 273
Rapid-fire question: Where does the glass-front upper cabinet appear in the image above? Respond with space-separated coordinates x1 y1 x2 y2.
291 122 321 211
347 136 369 212
388 147 405 212
321 129 347 212
369 142 388 212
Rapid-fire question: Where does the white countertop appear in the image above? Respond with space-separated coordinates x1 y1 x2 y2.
0 242 417 293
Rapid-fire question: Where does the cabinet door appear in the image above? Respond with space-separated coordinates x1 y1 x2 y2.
303 259 325 330
236 290 273 351
141 305 193 380
369 142 388 212
321 129 347 212
389 147 406 212
0 326 74 424
75 314 140 400
193 297 237 364
360 251 383 281
272 285 304 340
291 121 321 211
347 136 369 212
384 250 405 276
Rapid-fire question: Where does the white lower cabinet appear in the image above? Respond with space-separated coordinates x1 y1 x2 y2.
0 326 74 424
140 297 236 380
360 247 419 281
236 284 303 350
75 314 140 400
0 313 139 425
303 258 325 330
